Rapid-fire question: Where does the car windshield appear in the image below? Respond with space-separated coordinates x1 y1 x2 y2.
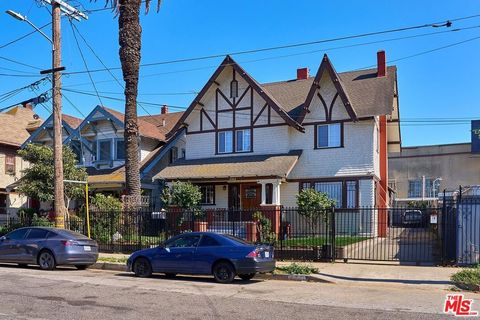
223 234 249 245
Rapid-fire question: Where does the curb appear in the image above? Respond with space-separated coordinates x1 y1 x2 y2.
256 273 334 283
91 263 334 283
91 262 126 272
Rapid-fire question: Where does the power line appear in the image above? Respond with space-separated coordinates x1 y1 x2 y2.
0 22 52 50
63 14 480 76
60 23 480 86
68 19 104 106
0 56 43 70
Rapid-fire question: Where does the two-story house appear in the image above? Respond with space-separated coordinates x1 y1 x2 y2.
23 105 184 201
0 104 43 219
154 52 400 235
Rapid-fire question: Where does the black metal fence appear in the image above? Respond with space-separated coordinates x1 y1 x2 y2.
1 200 478 265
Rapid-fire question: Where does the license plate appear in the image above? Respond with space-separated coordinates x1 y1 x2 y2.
264 251 270 258
83 246 91 252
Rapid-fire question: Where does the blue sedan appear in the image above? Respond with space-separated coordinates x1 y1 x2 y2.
127 232 275 283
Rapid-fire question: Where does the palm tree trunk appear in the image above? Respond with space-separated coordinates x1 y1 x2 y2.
118 0 142 205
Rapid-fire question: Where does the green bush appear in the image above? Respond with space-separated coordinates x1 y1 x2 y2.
31 214 54 227
253 211 276 244
296 188 336 234
276 263 319 275
451 265 480 290
90 194 122 243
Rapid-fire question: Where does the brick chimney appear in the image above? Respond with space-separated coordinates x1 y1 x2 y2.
296 68 309 80
22 102 33 110
161 105 168 114
377 50 386 77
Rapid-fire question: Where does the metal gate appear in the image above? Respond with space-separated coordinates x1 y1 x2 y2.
331 207 445 264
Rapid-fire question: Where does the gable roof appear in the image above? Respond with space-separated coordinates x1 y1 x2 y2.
62 114 83 129
261 63 397 122
138 111 184 137
0 106 43 147
100 106 166 140
20 112 78 148
169 56 304 135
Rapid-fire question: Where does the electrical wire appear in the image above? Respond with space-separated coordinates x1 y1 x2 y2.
0 22 52 50
62 14 480 76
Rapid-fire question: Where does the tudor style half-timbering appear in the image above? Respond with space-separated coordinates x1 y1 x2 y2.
155 51 401 236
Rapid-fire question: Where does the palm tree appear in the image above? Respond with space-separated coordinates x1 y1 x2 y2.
96 0 161 205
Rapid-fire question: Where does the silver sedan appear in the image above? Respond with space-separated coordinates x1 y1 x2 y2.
0 227 98 270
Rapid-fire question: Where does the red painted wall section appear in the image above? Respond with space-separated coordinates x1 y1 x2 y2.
377 115 388 237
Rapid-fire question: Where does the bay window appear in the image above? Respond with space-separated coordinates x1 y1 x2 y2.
301 179 359 208
98 140 112 161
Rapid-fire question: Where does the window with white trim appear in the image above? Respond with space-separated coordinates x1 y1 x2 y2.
235 129 251 152
316 123 342 148
5 154 15 174
218 131 233 154
116 139 125 160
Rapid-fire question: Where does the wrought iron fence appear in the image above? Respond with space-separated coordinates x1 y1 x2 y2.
1 200 478 265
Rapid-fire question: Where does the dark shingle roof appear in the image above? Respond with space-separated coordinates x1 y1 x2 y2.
261 66 397 121
155 150 302 180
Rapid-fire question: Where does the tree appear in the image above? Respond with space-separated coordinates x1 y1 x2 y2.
161 181 202 212
96 0 162 205
17 144 87 211
296 188 336 234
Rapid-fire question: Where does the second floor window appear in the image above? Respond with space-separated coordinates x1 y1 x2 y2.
116 139 125 160
218 129 251 154
98 140 112 161
408 178 439 198
5 154 15 174
316 123 342 148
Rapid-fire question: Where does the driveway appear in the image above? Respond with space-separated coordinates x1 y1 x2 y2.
0 264 477 319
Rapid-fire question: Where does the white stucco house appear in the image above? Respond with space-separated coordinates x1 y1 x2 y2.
154 51 401 218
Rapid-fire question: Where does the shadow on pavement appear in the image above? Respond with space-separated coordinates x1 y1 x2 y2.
114 272 264 284
317 272 452 285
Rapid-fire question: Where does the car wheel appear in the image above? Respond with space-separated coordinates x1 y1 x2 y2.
38 250 56 271
213 262 236 283
164 273 177 278
133 257 152 278
239 273 255 281
75 265 90 270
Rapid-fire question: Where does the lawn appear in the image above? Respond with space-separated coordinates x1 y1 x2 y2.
280 236 369 247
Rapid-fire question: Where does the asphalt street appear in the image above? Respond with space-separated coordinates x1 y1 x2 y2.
0 264 476 319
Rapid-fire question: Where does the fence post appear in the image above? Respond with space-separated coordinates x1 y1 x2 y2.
330 206 336 262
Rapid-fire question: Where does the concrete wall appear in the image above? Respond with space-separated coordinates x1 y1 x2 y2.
389 143 480 198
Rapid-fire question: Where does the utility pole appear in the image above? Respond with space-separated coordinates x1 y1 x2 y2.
6 1 86 228
51 1 66 228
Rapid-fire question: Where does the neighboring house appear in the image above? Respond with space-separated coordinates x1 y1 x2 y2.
154 51 401 222
389 142 480 203
0 105 42 219
23 105 184 202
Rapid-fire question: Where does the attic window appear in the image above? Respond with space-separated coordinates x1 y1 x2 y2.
230 79 238 98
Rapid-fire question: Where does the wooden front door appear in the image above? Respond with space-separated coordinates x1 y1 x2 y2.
240 184 262 209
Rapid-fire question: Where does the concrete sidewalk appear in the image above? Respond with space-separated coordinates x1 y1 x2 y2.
276 261 459 290
99 253 459 290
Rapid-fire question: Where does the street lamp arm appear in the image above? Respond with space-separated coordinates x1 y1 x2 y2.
24 18 53 44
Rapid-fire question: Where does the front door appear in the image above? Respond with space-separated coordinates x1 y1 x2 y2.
241 184 262 209
0 194 7 215
228 184 241 209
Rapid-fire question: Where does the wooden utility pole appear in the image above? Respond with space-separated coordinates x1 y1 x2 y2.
52 1 66 228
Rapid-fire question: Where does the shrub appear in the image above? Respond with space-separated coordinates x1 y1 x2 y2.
90 194 122 243
276 263 319 275
252 211 276 244
451 265 480 291
296 188 336 233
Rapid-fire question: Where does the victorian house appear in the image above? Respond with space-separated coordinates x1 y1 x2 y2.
154 51 401 232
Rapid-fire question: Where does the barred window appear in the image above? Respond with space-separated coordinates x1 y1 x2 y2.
314 182 343 207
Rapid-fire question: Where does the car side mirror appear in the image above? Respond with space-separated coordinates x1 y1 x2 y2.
0 236 6 241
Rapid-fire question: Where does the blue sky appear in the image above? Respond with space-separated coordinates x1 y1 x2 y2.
1 0 479 147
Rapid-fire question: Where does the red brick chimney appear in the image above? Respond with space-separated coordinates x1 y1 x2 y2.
377 50 386 77
22 102 33 110
296 68 309 80
161 105 168 114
